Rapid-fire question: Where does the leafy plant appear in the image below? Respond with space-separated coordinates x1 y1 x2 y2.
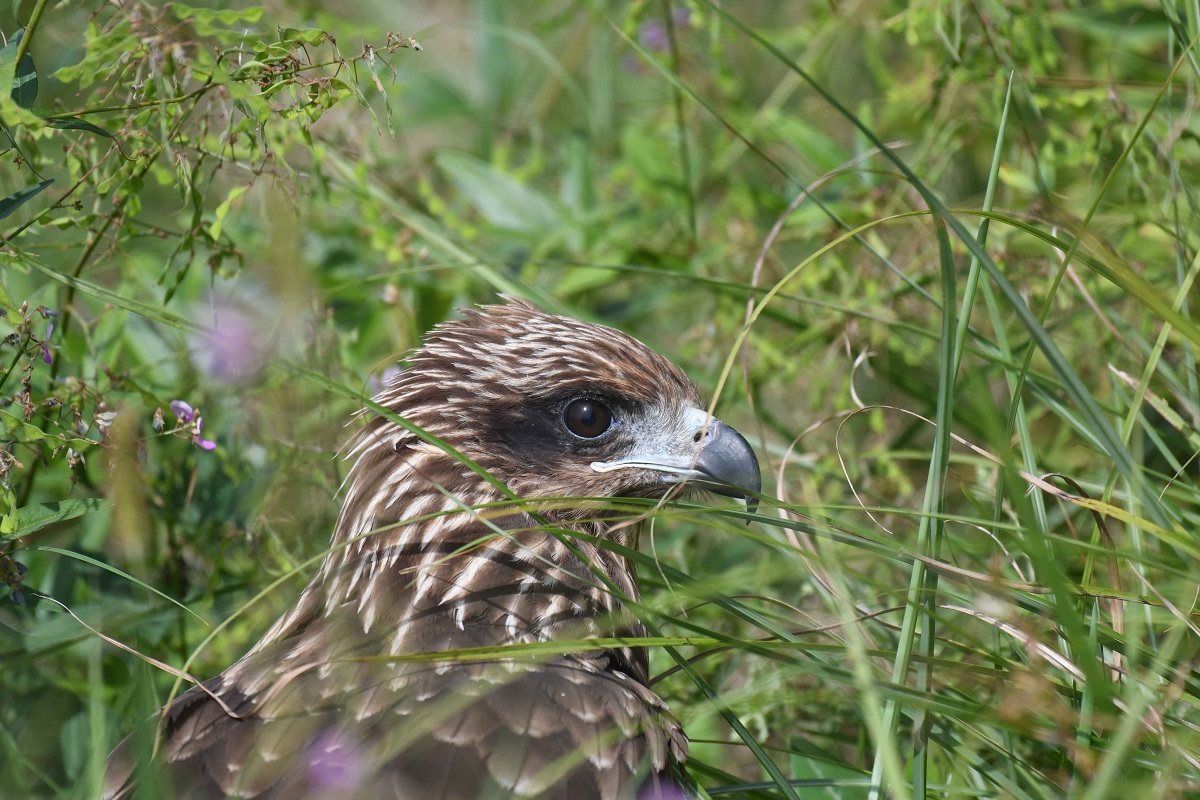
2 1 1199 798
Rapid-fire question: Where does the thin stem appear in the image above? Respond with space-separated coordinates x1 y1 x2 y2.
13 0 50 70
660 0 697 247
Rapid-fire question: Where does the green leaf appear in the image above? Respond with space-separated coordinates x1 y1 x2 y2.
7 499 111 537
27 546 209 625
277 27 331 47
435 151 563 234
10 249 193 331
210 185 248 243
554 267 620 296
171 4 265 37
46 115 114 138
790 736 870 799
1 407 47 443
119 375 167 411
997 165 1038 193
0 178 52 222
0 408 94 450
3 28 37 108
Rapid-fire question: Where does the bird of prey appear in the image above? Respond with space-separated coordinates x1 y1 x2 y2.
106 299 760 800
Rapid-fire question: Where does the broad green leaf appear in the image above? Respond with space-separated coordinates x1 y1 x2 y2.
0 408 93 450
9 499 111 537
1 407 48 443
0 28 42 128
3 28 37 108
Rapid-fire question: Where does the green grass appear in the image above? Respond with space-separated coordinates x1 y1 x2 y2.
2 1 1199 797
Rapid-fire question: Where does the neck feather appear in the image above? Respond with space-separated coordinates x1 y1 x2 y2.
255 428 645 657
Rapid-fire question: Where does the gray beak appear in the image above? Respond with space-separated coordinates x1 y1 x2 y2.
692 419 761 515
589 408 762 520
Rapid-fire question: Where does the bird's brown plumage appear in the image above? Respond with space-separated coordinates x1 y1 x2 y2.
106 299 759 800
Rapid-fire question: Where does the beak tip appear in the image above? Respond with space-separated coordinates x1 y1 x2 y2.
693 418 761 518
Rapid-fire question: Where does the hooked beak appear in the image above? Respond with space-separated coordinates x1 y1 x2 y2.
590 409 761 518
690 418 762 513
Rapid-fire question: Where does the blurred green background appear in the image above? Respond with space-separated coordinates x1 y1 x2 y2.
2 1 1199 797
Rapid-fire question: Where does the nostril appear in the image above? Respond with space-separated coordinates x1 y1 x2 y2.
693 430 703 443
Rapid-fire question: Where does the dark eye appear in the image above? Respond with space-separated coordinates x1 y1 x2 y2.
563 398 613 438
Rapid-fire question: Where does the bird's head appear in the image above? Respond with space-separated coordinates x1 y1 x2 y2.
353 299 760 523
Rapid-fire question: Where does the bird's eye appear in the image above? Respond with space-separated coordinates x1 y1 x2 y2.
563 398 613 438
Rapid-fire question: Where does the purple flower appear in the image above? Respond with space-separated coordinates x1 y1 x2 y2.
170 400 195 423
639 19 669 52
190 298 269 384
367 365 403 396
169 399 217 450
41 323 53 364
380 365 402 388
192 415 217 451
637 8 690 54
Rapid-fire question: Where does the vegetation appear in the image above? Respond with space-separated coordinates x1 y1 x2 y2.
2 1 1199 797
